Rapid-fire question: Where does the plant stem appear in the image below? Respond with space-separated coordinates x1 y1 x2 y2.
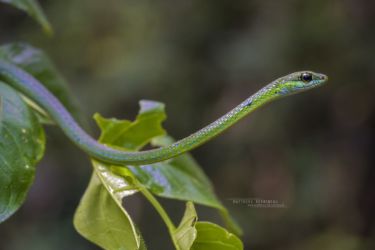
138 183 179 249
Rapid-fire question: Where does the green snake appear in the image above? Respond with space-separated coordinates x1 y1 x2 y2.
0 59 327 165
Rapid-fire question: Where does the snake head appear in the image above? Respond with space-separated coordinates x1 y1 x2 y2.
277 71 328 95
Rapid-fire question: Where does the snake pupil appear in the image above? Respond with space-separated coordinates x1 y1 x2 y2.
301 73 313 83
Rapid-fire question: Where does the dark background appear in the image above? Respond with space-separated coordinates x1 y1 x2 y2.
1 0 375 249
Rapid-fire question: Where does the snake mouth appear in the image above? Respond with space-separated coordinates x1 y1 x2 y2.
292 78 326 92
309 79 326 89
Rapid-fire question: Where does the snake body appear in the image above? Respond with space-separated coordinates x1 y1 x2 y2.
0 60 327 165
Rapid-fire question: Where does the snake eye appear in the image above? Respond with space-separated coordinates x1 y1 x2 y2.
301 72 313 83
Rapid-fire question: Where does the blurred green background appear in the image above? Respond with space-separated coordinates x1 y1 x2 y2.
1 0 375 249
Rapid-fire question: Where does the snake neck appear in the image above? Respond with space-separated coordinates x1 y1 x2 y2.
158 81 282 155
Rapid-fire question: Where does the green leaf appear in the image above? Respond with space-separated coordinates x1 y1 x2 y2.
74 172 146 250
0 81 45 223
0 43 83 125
95 100 242 235
191 222 243 250
95 100 166 150
174 202 243 250
75 135 146 249
0 0 52 34
174 202 198 250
